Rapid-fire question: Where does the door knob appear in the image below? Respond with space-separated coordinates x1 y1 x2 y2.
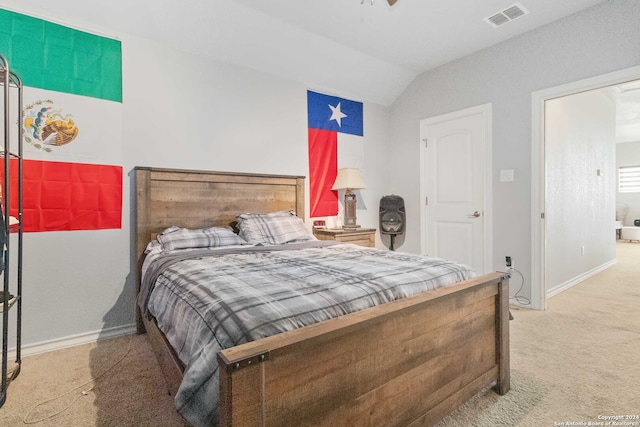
467 211 481 218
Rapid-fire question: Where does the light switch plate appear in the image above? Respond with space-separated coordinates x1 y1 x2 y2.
500 169 514 182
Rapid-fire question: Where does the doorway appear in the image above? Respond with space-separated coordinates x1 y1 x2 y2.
419 103 492 274
531 65 640 310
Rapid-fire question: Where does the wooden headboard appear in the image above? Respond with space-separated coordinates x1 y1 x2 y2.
133 167 305 328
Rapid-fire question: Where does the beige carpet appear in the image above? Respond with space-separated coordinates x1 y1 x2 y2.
0 242 638 426
0 333 189 427
438 241 640 426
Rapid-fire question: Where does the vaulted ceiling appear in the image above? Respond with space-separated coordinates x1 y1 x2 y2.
0 0 608 105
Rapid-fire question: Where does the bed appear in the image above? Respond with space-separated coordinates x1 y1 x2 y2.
134 166 510 427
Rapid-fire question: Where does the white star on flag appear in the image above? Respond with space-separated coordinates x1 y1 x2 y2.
328 102 347 127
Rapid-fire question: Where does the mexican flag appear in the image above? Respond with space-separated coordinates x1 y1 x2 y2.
0 8 123 232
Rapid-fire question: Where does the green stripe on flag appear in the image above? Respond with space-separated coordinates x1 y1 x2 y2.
0 9 122 103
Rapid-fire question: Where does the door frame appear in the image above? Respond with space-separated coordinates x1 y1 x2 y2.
419 103 493 274
530 65 640 311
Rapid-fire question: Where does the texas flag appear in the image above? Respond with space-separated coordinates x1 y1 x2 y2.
307 90 363 218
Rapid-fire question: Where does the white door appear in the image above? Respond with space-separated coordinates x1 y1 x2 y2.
420 104 491 273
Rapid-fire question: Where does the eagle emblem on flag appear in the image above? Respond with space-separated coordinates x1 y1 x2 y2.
23 99 79 151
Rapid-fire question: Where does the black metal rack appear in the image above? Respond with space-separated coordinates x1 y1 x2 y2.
0 53 23 408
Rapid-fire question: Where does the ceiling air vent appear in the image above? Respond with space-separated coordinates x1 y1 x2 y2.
487 13 509 27
485 3 529 27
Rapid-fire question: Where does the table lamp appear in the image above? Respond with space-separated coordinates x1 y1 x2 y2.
332 168 366 230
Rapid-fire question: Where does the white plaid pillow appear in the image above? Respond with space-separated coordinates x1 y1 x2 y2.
236 211 315 245
158 226 247 251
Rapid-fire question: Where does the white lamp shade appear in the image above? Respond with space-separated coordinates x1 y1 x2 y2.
331 168 366 190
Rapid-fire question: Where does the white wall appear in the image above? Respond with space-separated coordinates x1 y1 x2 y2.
617 141 640 224
545 89 616 291
122 34 391 233
389 0 640 303
12 28 391 352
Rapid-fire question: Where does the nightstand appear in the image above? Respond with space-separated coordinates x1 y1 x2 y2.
313 228 376 248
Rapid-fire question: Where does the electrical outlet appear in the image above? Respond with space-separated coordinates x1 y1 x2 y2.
505 256 512 268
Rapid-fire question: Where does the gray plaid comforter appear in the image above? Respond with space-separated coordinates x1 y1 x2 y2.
140 241 476 427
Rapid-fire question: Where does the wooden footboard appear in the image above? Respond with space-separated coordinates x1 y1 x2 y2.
217 272 509 426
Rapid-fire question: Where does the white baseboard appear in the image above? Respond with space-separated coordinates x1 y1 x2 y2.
8 324 137 359
546 258 617 299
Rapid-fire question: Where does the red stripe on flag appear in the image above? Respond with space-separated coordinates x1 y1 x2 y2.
308 128 338 218
2 159 122 232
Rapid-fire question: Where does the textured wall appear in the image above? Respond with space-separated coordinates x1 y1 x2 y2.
545 89 616 290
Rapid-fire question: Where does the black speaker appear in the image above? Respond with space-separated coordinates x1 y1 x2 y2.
379 195 405 236
635 218 640 227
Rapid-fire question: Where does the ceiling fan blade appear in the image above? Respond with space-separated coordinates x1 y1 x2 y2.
387 0 398 5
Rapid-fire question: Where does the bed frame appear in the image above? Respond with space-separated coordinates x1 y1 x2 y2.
134 166 510 426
